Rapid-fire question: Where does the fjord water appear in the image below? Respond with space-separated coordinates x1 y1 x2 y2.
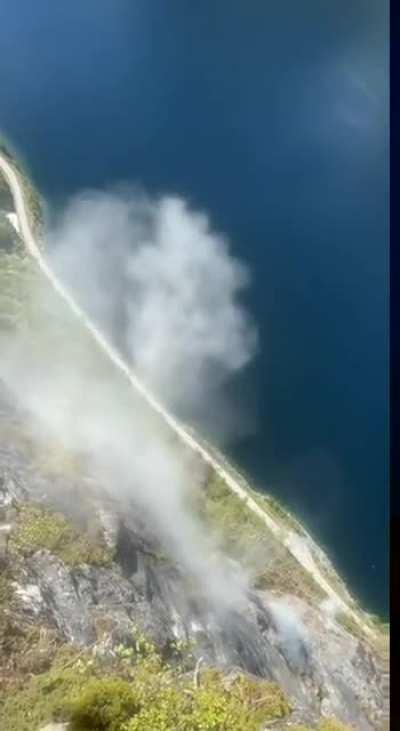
0 2 388 615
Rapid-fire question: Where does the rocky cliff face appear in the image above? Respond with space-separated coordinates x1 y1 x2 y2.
0 384 389 730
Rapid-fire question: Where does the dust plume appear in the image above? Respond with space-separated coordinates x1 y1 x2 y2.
268 598 310 673
46 189 258 433
0 187 257 611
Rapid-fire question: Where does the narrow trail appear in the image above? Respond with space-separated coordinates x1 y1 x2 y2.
0 152 376 639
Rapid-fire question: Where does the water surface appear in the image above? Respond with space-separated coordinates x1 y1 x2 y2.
0 0 388 615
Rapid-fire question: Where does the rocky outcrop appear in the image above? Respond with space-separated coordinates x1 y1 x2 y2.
0 385 388 730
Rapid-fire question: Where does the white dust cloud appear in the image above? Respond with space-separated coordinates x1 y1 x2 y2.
1 187 258 612
46 190 257 426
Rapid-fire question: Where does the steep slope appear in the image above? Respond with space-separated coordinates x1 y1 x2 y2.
0 384 389 730
0 153 389 730
0 149 382 641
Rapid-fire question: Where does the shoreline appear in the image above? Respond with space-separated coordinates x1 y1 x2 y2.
0 144 389 644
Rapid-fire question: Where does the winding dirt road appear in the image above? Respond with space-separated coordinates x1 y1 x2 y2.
0 151 375 638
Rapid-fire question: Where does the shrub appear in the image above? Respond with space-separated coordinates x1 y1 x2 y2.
124 666 290 731
68 678 140 731
123 685 191 731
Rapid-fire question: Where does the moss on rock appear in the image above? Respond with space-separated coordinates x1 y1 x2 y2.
8 504 114 567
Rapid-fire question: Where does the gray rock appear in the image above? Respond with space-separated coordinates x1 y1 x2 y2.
0 387 388 730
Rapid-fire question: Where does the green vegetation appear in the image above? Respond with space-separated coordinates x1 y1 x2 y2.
0 646 92 730
291 722 352 731
69 677 141 731
0 231 328 610
68 671 278 731
199 472 271 553
200 474 326 602
0 158 327 605
122 671 290 731
0 628 355 731
199 445 307 537
8 503 114 567
368 613 390 634
0 571 12 607
253 548 325 600
242 482 306 537
336 611 364 640
0 635 291 731
336 609 389 661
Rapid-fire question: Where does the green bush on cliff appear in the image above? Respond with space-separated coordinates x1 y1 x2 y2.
68 678 141 731
0 638 291 731
121 669 290 731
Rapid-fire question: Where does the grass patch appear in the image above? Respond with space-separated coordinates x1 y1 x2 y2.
248 489 306 536
254 547 326 601
200 473 270 554
9 503 114 567
336 611 364 639
0 571 12 607
0 619 59 688
336 610 389 660
200 473 326 602
0 646 93 731
368 613 390 634
291 723 353 731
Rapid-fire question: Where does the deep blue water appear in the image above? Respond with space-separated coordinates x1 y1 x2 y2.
0 1 388 615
